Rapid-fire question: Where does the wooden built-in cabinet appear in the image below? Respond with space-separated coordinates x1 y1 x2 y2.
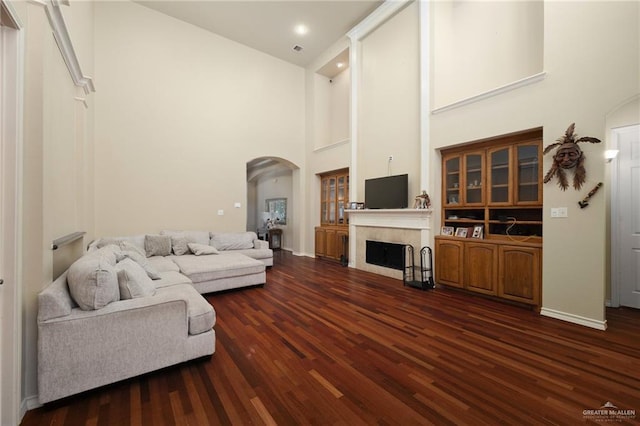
435 129 543 309
316 168 349 262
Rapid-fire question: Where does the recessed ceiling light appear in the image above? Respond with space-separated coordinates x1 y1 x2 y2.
336 62 344 68
294 24 308 35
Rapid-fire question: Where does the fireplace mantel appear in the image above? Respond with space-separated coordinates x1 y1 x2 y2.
346 209 432 229
346 209 433 277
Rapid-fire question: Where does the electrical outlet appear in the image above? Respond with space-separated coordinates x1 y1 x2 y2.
234 202 241 208
388 155 393 161
217 209 224 216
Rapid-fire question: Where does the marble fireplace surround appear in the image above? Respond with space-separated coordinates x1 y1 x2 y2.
347 209 433 280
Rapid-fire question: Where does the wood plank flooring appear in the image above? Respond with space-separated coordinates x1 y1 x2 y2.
22 251 640 425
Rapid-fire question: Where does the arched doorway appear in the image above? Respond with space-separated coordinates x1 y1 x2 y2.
247 157 300 253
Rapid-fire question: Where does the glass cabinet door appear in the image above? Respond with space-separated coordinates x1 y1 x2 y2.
488 147 511 205
444 156 461 205
464 152 484 205
321 178 329 224
328 177 336 224
516 143 541 204
337 175 347 224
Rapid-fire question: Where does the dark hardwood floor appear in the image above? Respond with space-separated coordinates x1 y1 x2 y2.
22 251 640 425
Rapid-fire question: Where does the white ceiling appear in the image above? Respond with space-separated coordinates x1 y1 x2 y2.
135 0 383 69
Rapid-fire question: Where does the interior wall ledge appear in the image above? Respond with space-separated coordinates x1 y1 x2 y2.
313 138 350 153
432 71 546 115
44 0 95 94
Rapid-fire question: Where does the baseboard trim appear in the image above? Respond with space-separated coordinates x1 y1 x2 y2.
540 307 608 330
21 394 41 418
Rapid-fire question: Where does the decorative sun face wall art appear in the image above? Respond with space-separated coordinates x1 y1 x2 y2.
543 123 601 191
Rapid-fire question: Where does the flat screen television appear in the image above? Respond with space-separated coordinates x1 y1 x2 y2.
364 174 408 209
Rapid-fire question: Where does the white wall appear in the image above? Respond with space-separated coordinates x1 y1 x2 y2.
430 1 639 326
12 0 96 408
305 37 353 256
329 68 350 144
433 0 543 108
358 1 421 201
93 1 305 236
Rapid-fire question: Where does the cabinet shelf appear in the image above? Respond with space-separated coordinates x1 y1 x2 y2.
488 220 541 225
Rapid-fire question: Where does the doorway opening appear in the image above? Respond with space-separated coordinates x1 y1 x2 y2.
610 124 640 309
246 157 299 252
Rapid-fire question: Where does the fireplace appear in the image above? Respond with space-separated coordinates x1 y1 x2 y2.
347 209 432 279
366 240 405 270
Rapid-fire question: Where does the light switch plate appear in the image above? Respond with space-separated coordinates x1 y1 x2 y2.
551 207 568 218
217 209 224 216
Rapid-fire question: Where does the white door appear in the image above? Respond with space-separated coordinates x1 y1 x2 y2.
615 124 640 308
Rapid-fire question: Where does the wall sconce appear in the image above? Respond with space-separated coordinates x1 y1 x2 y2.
604 149 619 163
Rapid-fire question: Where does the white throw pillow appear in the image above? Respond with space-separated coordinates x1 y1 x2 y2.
171 236 190 255
188 243 219 256
117 250 161 280
67 256 119 310
116 258 156 299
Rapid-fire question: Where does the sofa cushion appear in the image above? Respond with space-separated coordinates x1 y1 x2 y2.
210 232 257 250
171 253 264 283
157 285 216 335
117 250 161 280
153 271 193 289
228 248 273 260
188 243 219 256
147 256 180 272
116 258 156 299
145 234 172 257
67 256 120 310
161 230 210 246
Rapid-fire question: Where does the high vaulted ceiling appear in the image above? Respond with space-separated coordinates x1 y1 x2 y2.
135 1 383 69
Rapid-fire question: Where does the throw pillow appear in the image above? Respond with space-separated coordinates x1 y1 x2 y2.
118 241 146 258
171 236 190 255
116 258 156 299
188 243 219 256
67 256 119 310
118 250 161 280
95 239 146 258
144 234 172 257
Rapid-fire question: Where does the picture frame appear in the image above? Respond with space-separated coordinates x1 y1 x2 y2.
265 198 287 225
441 226 454 236
357 202 365 210
455 227 468 238
471 225 484 239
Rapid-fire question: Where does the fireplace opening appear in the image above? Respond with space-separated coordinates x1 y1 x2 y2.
366 240 405 270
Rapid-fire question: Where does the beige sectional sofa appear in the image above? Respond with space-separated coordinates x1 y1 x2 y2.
37 231 272 403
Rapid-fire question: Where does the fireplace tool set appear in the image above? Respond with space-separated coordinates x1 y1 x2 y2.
403 245 435 290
